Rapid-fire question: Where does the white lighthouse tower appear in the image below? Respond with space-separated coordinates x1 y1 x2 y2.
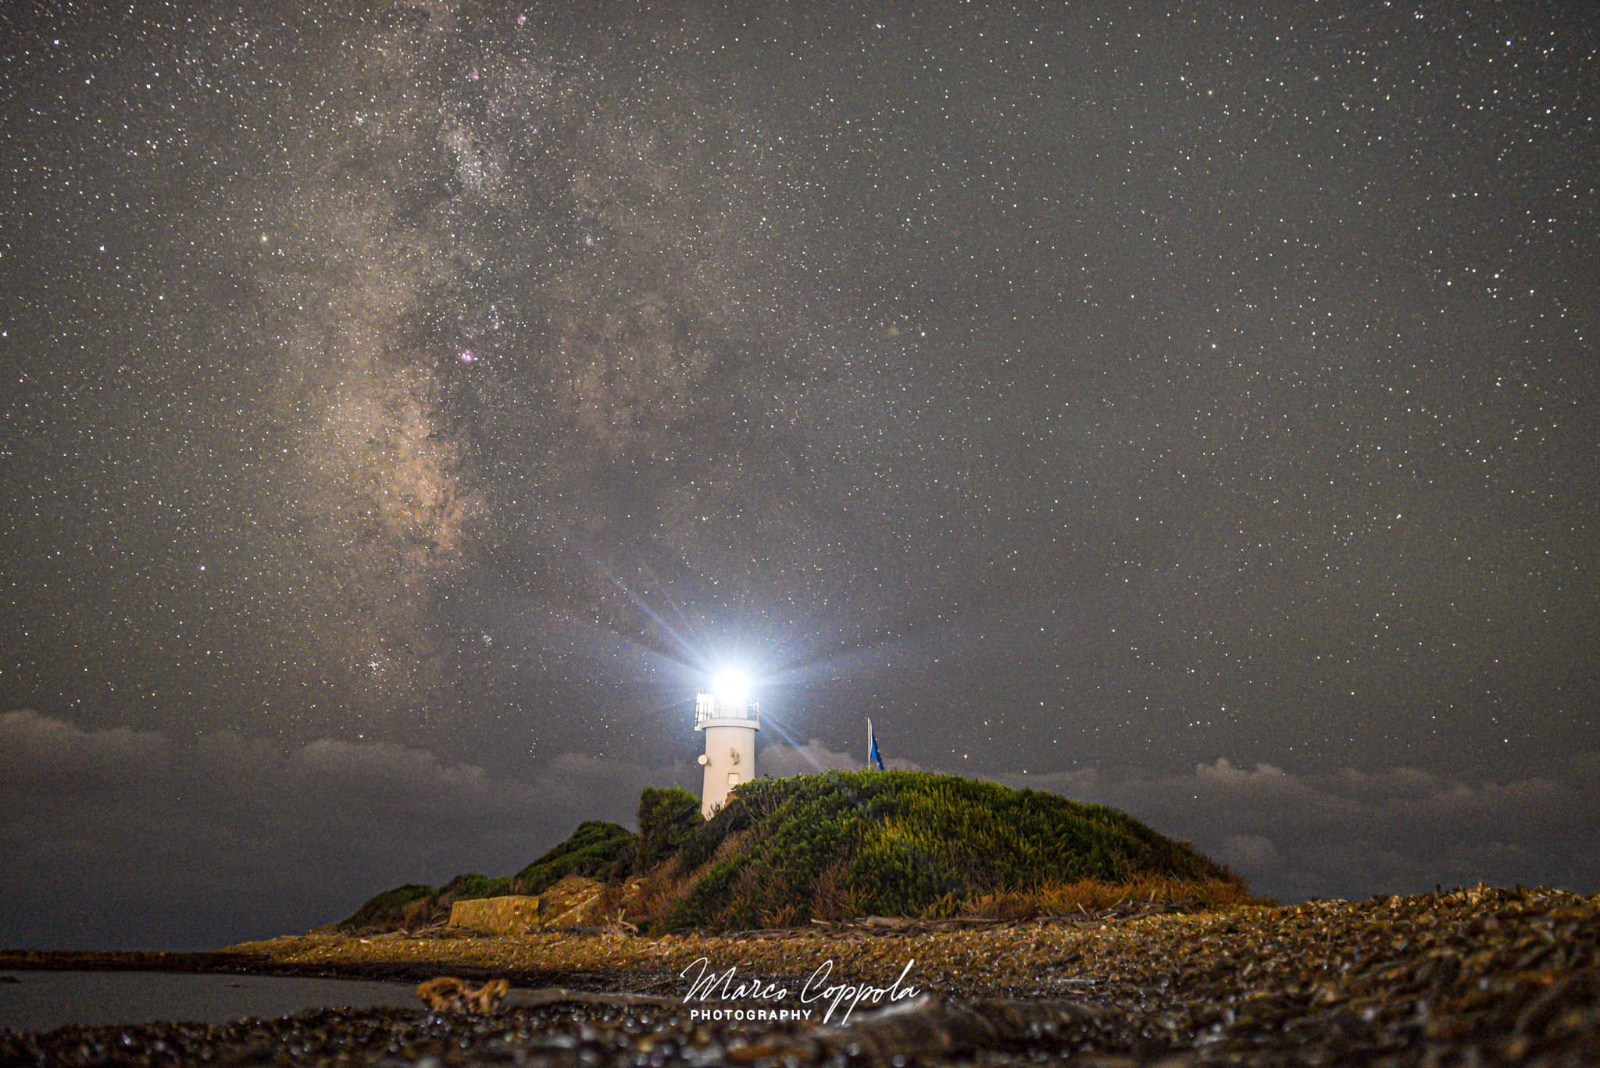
695 670 760 818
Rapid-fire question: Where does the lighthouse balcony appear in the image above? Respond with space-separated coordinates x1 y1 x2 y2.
694 692 761 729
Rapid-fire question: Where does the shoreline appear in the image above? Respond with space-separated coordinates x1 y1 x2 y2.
0 948 662 992
4 887 1598 1064
0 899 1197 991
0 949 429 983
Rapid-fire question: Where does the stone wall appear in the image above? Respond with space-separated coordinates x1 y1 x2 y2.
446 875 610 934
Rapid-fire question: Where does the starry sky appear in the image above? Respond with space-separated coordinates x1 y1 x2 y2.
2 2 1597 947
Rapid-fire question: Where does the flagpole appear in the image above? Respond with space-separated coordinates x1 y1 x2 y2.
866 718 873 770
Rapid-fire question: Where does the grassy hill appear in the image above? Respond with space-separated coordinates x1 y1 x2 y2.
644 771 1244 929
339 772 1249 932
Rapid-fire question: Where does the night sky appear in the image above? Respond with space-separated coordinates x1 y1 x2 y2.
2 2 1597 949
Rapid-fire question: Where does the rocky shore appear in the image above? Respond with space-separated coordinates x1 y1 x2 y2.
3 886 1596 1066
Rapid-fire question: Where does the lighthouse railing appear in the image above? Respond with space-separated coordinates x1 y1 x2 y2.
694 696 760 728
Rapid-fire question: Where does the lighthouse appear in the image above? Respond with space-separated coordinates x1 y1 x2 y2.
695 670 761 818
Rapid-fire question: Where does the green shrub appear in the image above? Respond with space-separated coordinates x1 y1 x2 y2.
513 820 638 893
339 820 637 931
440 873 515 901
636 786 703 870
338 883 435 930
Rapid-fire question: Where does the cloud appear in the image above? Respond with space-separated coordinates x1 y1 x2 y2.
999 757 1600 903
0 710 172 795
0 711 691 950
1218 834 1282 872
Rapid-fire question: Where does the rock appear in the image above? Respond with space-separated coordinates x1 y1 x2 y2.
445 877 608 935
536 874 608 929
448 895 541 935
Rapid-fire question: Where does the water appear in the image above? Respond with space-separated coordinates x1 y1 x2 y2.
0 970 422 1034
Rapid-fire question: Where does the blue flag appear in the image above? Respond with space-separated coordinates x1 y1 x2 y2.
867 718 886 771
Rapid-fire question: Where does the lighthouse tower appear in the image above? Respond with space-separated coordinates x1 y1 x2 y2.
695 670 761 818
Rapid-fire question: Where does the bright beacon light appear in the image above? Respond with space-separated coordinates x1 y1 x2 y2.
696 668 761 818
711 668 752 708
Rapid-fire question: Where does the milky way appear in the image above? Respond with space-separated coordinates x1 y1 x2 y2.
2 2 1595 785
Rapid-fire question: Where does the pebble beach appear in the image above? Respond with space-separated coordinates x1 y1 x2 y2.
3 885 1596 1066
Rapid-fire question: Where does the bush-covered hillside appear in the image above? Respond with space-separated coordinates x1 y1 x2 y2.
338 774 1248 932
648 771 1243 930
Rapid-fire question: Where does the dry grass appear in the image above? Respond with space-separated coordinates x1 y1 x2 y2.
961 875 1266 920
603 856 1259 933
623 861 692 931
627 868 1258 930
626 833 750 931
810 860 868 921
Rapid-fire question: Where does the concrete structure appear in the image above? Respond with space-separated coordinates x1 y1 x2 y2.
447 875 610 934
448 895 542 935
695 671 761 818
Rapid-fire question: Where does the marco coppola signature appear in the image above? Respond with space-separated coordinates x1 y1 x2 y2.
679 956 920 1025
